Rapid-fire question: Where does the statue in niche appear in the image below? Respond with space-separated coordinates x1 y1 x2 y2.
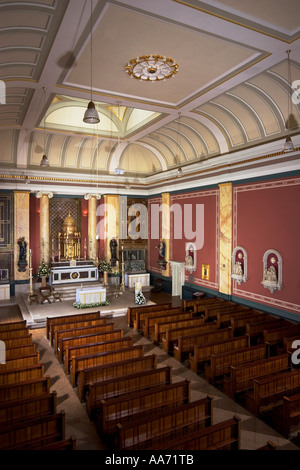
17 237 28 272
232 261 243 276
264 266 277 282
110 237 118 267
156 239 167 270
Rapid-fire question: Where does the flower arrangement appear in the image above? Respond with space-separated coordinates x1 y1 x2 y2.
37 259 51 278
135 291 146 305
99 258 112 273
73 300 110 309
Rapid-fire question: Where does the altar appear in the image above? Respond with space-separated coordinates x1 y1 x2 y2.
51 260 98 285
76 286 106 305
125 273 150 289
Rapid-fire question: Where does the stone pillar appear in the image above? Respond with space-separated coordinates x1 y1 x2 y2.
36 191 53 265
103 195 119 261
161 193 170 277
218 183 233 295
14 191 30 281
84 193 101 260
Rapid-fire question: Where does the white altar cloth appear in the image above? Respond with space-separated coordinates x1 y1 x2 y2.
125 273 150 288
76 286 106 304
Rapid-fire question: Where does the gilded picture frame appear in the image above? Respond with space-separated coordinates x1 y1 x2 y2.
202 264 209 280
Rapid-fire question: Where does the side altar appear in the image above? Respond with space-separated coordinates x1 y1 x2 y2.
51 260 98 285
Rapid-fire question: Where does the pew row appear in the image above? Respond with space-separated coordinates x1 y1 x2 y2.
223 353 291 398
77 354 157 401
174 327 233 363
86 366 173 420
142 307 184 338
245 318 293 346
145 416 241 451
46 310 101 339
131 302 173 330
0 411 66 450
0 391 57 425
153 316 205 344
0 363 44 386
117 395 213 450
0 351 40 371
50 316 107 346
0 376 51 403
70 345 145 386
204 344 268 385
55 322 115 357
272 392 300 438
245 369 300 418
96 379 191 437
161 322 218 355
189 336 248 373
0 320 27 332
64 336 133 373
62 329 124 366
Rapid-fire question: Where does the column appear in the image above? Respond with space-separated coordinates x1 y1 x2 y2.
36 191 53 264
161 193 170 277
14 191 30 281
218 183 233 295
84 193 101 260
103 195 119 261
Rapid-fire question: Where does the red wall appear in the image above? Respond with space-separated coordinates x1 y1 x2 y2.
233 176 300 314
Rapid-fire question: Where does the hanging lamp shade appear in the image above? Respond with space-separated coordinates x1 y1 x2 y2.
83 100 100 124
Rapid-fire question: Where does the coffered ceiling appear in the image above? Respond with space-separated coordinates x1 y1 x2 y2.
0 0 300 195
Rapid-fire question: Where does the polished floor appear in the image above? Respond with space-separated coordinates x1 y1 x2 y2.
0 287 299 451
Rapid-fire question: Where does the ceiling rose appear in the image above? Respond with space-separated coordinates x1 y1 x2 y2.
125 54 178 81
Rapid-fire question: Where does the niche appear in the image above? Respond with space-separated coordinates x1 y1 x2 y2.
231 246 248 285
262 249 282 294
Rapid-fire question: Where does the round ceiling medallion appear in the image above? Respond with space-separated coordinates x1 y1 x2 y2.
125 54 179 81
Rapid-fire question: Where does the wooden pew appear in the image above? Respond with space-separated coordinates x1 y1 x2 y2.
203 301 239 322
0 391 57 425
161 322 218 355
97 379 191 437
189 336 248 373
204 344 267 385
117 395 213 450
0 320 27 332
55 321 115 355
215 306 252 328
174 327 233 363
245 369 300 418
230 312 268 336
0 328 32 341
35 435 77 450
62 329 123 366
141 307 183 337
77 354 157 402
256 441 277 450
70 345 145 386
0 410 66 450
223 353 291 398
272 392 300 437
56 322 116 359
183 296 223 314
246 317 292 346
263 324 300 356
1 334 33 348
64 336 133 373
0 376 50 403
46 310 101 339
86 366 173 420
153 316 205 344
50 316 107 346
0 363 44 386
5 343 36 359
145 416 241 451
128 302 172 327
0 351 40 371
131 302 172 329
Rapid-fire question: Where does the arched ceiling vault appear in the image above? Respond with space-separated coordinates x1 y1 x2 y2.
0 0 299 192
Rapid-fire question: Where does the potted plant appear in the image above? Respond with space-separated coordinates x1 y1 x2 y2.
99 258 112 285
135 290 146 305
37 259 51 287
